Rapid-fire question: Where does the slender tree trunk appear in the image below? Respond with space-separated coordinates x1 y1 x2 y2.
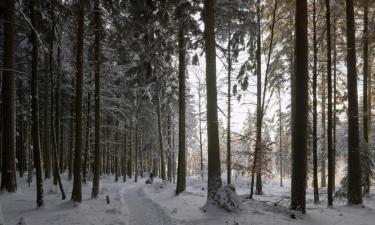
321 77 327 188
251 0 263 198
362 0 371 195
156 93 166 180
30 0 44 207
127 118 133 178
1 0 17 193
203 0 222 203
176 3 187 195
68 97 74 180
71 0 85 203
312 0 319 204
333 22 337 192
56 55 62 173
123 123 127 182
345 0 362 205
326 0 334 207
140 131 144 178
290 0 308 213
278 86 283 187
28 123 33 187
52 120 66 199
134 120 138 182
172 118 176 184
198 81 204 180
83 92 90 184
227 21 232 185
44 53 51 180
115 127 119 182
167 114 172 182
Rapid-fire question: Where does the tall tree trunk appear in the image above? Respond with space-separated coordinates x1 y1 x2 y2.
362 0 371 195
345 0 362 205
1 0 17 193
68 96 74 180
198 80 204 180
71 0 85 203
134 120 138 182
167 113 172 182
127 117 133 178
140 131 144 178
115 127 119 182
251 0 263 198
312 0 319 204
333 22 337 192
83 92 90 184
326 0 334 207
56 63 62 173
176 3 187 195
44 53 51 180
278 86 283 187
321 76 327 188
122 123 128 182
226 21 232 185
52 119 66 200
172 118 176 184
203 0 222 204
156 93 166 180
291 0 308 213
30 0 44 207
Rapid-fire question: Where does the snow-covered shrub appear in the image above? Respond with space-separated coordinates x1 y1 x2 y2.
213 184 242 212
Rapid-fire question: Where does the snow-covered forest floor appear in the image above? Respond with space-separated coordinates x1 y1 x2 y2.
1 175 375 225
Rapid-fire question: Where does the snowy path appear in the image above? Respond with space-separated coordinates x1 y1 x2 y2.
120 184 179 225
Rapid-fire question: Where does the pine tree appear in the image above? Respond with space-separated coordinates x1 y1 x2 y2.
30 0 44 207
345 0 362 205
312 0 319 204
362 0 371 195
71 0 85 203
290 0 308 213
203 0 222 203
325 0 334 207
1 0 17 193
176 0 187 195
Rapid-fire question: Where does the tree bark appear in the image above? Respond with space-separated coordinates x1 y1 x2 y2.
203 0 222 203
312 0 319 204
198 80 204 180
176 2 187 195
321 74 326 188
156 93 166 180
68 96 74 180
325 0 334 207
134 119 138 182
83 92 90 184
226 21 232 185
52 119 66 200
250 0 262 198
167 113 172 182
345 0 362 205
30 0 44 207
44 53 51 180
71 0 85 203
290 0 308 213
333 22 337 192
362 0 371 195
91 0 101 196
1 0 17 193
123 123 127 182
